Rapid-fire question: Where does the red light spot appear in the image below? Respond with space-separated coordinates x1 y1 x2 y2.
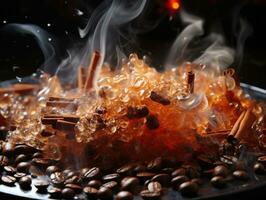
166 0 181 14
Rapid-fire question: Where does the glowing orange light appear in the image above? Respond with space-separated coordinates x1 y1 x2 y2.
171 1 180 10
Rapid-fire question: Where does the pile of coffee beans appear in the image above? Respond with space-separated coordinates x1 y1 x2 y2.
1 140 266 199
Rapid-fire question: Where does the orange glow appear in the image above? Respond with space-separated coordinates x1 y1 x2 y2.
171 1 180 10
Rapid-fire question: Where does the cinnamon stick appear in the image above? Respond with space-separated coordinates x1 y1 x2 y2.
229 111 246 136
0 84 38 95
78 66 86 90
84 51 101 91
187 70 195 94
48 97 76 102
41 117 64 126
43 114 80 123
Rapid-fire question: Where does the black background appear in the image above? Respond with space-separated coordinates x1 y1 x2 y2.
0 0 265 89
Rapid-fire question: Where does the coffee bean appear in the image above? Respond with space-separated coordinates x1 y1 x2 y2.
50 172 65 187
17 162 31 173
213 165 229 177
82 167 101 181
171 168 186 177
134 164 147 173
46 165 60 175
0 155 9 167
191 178 202 185
97 186 113 200
4 166 16 175
48 187 62 199
140 190 161 200
233 170 249 180
171 176 189 187
62 188 75 200
147 157 163 172
115 191 134 200
15 154 28 164
1 175 16 186
32 152 43 158
65 183 82 194
64 170 79 179
121 177 139 193
14 144 36 155
258 155 266 165
19 176 32 189
162 168 174 174
137 172 156 183
151 173 170 186
254 163 265 174
150 91 170 105
84 186 98 199
102 181 119 192
34 180 49 191
127 106 149 119
179 181 198 197
148 181 162 193
146 115 159 130
88 180 102 189
220 155 238 166
117 164 135 176
32 158 50 168
197 154 214 169
102 173 120 182
2 142 15 156
211 176 226 188
14 172 26 180
64 175 82 185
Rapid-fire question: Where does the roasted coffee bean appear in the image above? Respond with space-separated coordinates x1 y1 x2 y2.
150 91 170 105
102 181 119 192
34 180 49 191
171 168 186 177
179 181 198 197
171 176 189 187
211 176 226 188
233 170 249 180
151 173 170 186
88 180 102 189
84 186 98 199
62 188 75 200
32 158 50 167
65 184 83 194
19 176 32 189
102 173 120 182
257 155 266 165
115 191 134 200
97 186 113 200
227 135 238 145
3 166 16 175
134 164 147 173
117 164 135 176
0 155 9 167
50 172 65 187
1 175 16 186
15 154 28 164
48 187 62 199
64 175 82 185
121 177 139 193
148 181 162 193
82 167 101 181
137 172 156 182
197 154 214 169
17 162 31 173
140 190 161 200
127 106 149 119
14 172 26 180
146 115 159 130
144 179 151 187
254 163 265 174
46 165 60 175
65 170 79 179
220 155 238 166
14 144 36 155
147 157 163 171
162 168 174 174
2 142 15 156
213 165 229 177
191 178 202 185
32 152 43 158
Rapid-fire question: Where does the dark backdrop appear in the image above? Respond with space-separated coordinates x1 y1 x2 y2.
0 0 265 89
